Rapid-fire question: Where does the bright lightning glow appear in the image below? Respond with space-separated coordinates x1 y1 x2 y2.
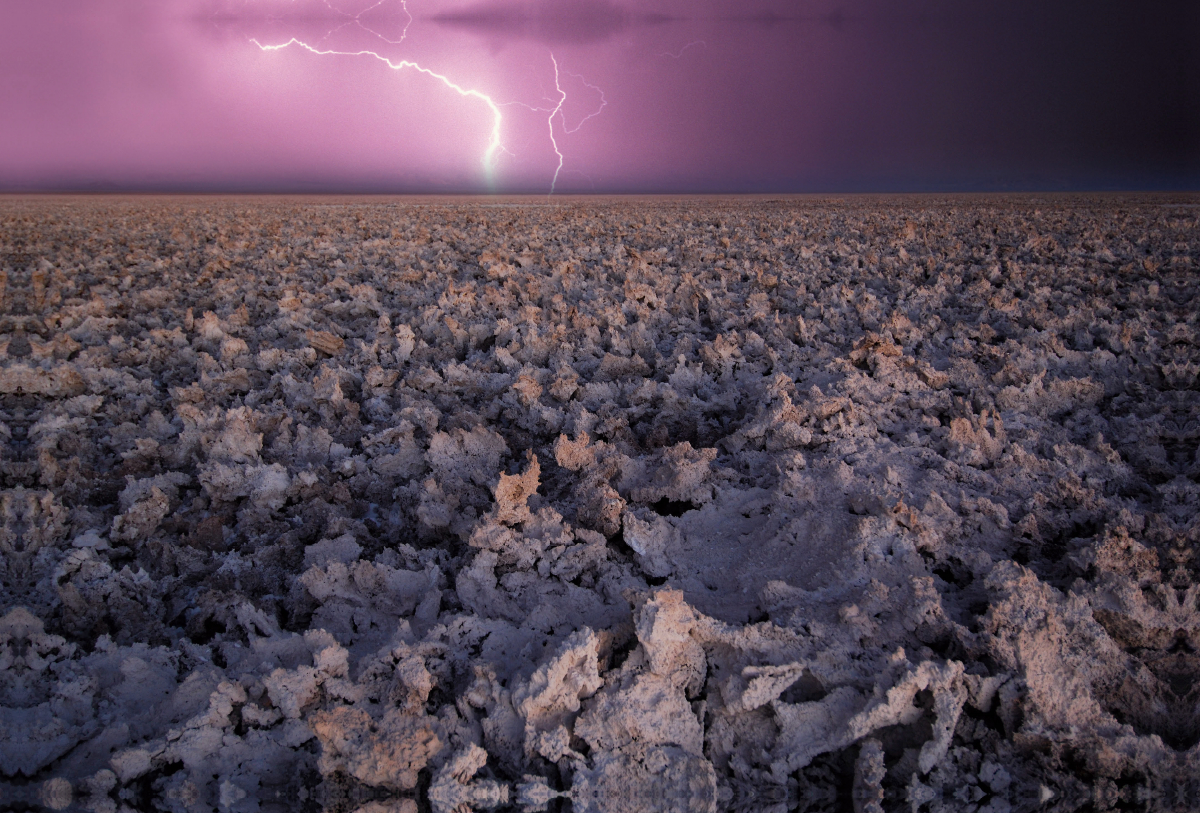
251 37 505 184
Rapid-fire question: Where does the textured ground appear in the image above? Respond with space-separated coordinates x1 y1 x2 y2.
0 195 1198 813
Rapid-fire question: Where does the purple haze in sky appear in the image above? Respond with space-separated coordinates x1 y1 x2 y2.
1 0 1197 193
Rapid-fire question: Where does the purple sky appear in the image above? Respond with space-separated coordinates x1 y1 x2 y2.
2 0 1197 193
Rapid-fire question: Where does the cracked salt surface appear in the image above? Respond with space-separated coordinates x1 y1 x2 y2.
0 194 1198 812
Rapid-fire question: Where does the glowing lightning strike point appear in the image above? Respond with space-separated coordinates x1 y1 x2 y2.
251 37 504 186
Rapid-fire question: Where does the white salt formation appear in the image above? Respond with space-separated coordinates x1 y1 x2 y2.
0 195 1197 812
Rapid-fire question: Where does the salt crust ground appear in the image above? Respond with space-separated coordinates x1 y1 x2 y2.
0 195 1198 813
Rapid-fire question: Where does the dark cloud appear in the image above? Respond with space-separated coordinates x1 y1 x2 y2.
429 0 672 46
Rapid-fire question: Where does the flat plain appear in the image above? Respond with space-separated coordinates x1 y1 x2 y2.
1 195 1198 812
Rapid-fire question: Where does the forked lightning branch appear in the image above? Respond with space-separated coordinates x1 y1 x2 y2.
250 8 606 193
250 37 507 183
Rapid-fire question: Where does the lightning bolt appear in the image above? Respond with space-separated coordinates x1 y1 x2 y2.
560 69 607 135
659 40 706 59
251 2 607 194
316 0 413 45
547 54 567 195
546 54 606 195
251 37 505 185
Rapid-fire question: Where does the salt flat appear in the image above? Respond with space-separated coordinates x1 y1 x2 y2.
0 195 1197 812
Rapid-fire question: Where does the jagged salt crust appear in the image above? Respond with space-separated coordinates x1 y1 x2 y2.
0 195 1197 812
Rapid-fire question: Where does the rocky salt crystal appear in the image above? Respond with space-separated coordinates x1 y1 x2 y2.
0 196 1197 811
